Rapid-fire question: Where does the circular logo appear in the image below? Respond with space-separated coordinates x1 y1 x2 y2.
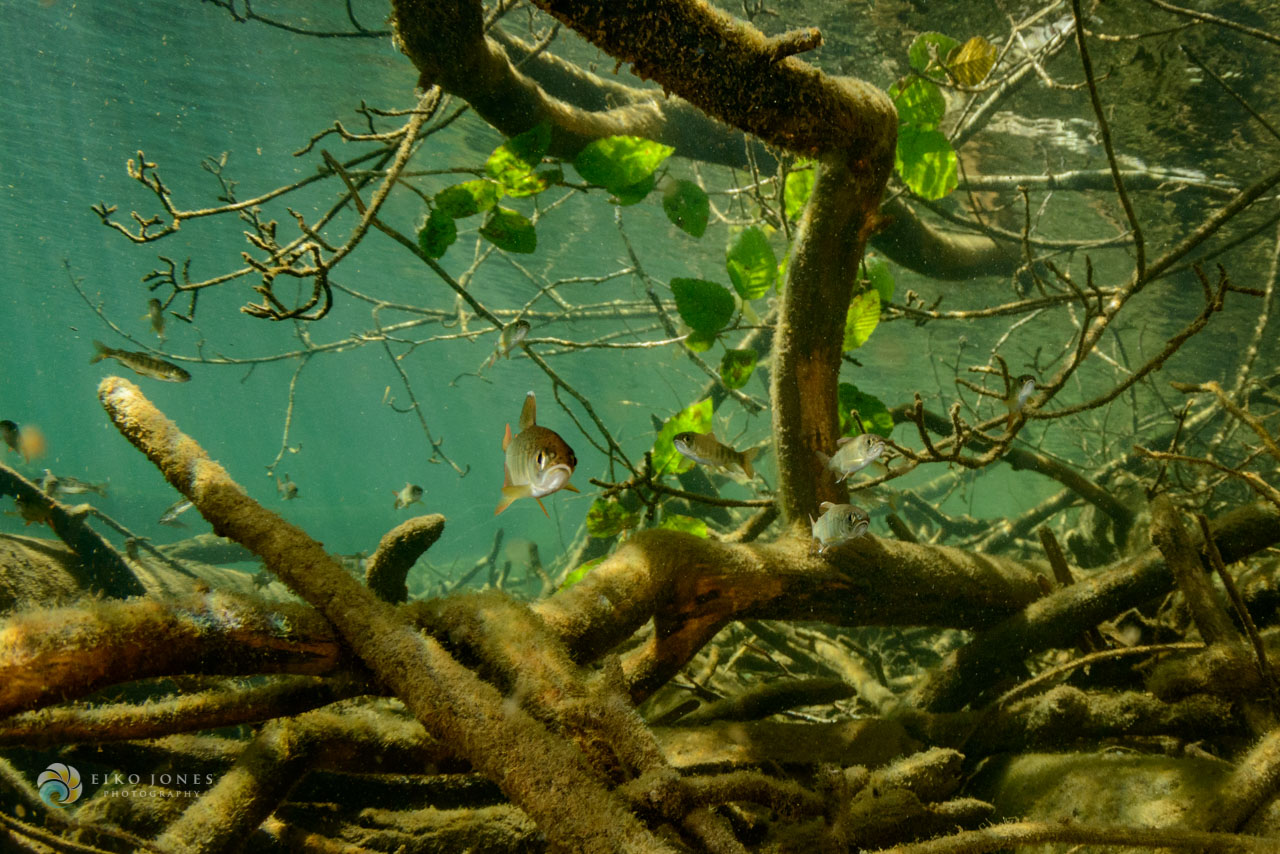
36 763 82 808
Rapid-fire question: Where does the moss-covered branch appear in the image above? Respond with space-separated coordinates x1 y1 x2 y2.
535 525 1042 700
0 593 343 718
97 376 675 854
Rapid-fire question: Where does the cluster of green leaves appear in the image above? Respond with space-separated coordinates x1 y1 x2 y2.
890 33 996 200
419 124 696 259
419 124 558 257
668 224 778 391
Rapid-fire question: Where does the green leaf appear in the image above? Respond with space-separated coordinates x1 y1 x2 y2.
863 255 895 303
586 499 640 538
890 77 946 130
719 348 758 390
725 227 777 300
434 180 500 219
504 165 563 199
573 136 674 194
479 207 537 254
611 173 655 206
784 166 814 220
685 330 718 352
908 32 960 77
895 127 958 200
659 514 708 538
671 278 735 334
417 208 456 259
560 556 605 590
946 35 997 86
662 179 709 237
838 383 895 438
651 398 714 477
843 290 881 350
486 123 551 191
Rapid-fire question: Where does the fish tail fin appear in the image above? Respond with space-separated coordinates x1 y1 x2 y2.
89 341 107 364
741 447 759 479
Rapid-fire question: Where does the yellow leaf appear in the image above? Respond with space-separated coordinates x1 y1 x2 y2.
946 36 997 86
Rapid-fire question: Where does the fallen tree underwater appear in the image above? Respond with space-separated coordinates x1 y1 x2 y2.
0 375 1277 851
6 0 1280 850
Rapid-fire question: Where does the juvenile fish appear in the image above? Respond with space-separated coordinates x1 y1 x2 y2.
673 431 758 479
40 470 108 497
817 433 885 482
484 320 531 370
13 494 52 528
276 474 298 501
496 391 579 516
90 341 191 382
144 299 166 340
158 498 194 527
809 502 870 554
1005 373 1037 429
0 421 18 455
393 483 424 509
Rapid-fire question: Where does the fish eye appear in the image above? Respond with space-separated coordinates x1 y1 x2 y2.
536 451 546 467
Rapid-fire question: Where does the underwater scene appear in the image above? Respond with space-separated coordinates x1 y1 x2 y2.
2 0 1280 850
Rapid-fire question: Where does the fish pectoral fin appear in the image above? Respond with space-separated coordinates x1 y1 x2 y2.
495 484 532 515
819 502 836 511
836 436 855 447
562 481 580 494
536 497 549 517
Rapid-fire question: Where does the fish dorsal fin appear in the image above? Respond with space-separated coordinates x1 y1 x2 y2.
836 437 855 447
819 501 836 511
519 391 537 431
502 423 513 451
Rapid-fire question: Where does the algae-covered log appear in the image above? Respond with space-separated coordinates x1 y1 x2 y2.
97 375 674 854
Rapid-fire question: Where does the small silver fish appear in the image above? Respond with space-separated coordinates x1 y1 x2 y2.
673 431 758 479
496 391 579 516
144 298 166 340
485 320 531 370
817 433 885 482
276 474 298 501
40 470 108 497
1005 374 1037 428
393 483 424 509
90 341 191 382
809 502 870 554
158 498 194 527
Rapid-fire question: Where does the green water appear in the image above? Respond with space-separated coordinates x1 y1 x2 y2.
1 0 1275 589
